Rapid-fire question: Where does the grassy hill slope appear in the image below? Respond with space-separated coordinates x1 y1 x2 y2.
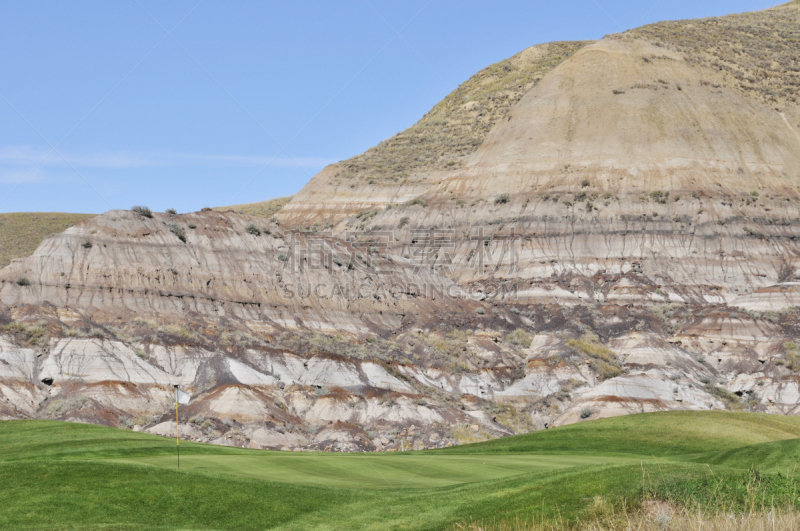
436 411 800 457
0 212 94 269
629 0 800 113
332 41 592 186
2 412 799 530
212 196 292 219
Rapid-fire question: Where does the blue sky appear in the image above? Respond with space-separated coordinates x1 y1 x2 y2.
0 0 781 214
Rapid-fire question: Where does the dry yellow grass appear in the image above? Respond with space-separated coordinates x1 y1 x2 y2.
333 41 592 185
628 1 800 111
212 196 292 219
453 507 800 531
0 212 94 269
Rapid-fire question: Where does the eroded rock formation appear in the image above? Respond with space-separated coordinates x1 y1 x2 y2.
2 2 800 450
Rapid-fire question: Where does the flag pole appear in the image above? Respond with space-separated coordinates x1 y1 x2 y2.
174 385 180 470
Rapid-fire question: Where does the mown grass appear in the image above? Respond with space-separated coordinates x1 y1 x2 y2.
0 212 94 268
434 411 800 457
1 412 799 530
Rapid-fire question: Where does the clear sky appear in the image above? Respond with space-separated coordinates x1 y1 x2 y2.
0 0 782 214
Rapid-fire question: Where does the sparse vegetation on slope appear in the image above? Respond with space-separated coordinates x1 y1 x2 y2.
332 41 591 185
0 212 94 268
214 195 293 219
628 1 800 110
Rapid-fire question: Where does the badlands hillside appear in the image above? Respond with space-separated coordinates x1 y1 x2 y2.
1 2 800 451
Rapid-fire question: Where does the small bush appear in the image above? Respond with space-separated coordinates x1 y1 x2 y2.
507 328 532 348
82 241 92 249
16 277 30 286
409 198 428 207
1 322 45 346
187 222 196 229
277 253 289 262
595 360 622 380
132 206 153 218
494 194 511 205
245 224 261 236
705 382 741 409
165 208 177 215
784 342 800 371
356 210 377 220
581 179 590 187
650 190 669 204
475 307 485 315
568 333 623 380
567 334 617 363
398 217 410 229
167 223 186 243
580 406 594 419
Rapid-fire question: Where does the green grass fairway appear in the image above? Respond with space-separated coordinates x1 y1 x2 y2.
113 453 638 489
2 412 799 530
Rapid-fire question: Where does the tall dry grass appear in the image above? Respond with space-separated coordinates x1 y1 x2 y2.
451 506 800 531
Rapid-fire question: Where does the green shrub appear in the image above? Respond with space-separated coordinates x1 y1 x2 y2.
507 328 532 348
705 383 742 409
16 277 30 286
398 217 410 229
784 342 800 371
567 333 623 380
567 334 617 363
595 360 622 380
409 198 428 207
82 241 92 249
1 322 45 346
356 210 377 220
650 190 669 204
580 406 594 419
165 208 177 215
167 223 186 243
494 194 511 205
187 222 196 229
132 206 153 218
245 224 261 236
